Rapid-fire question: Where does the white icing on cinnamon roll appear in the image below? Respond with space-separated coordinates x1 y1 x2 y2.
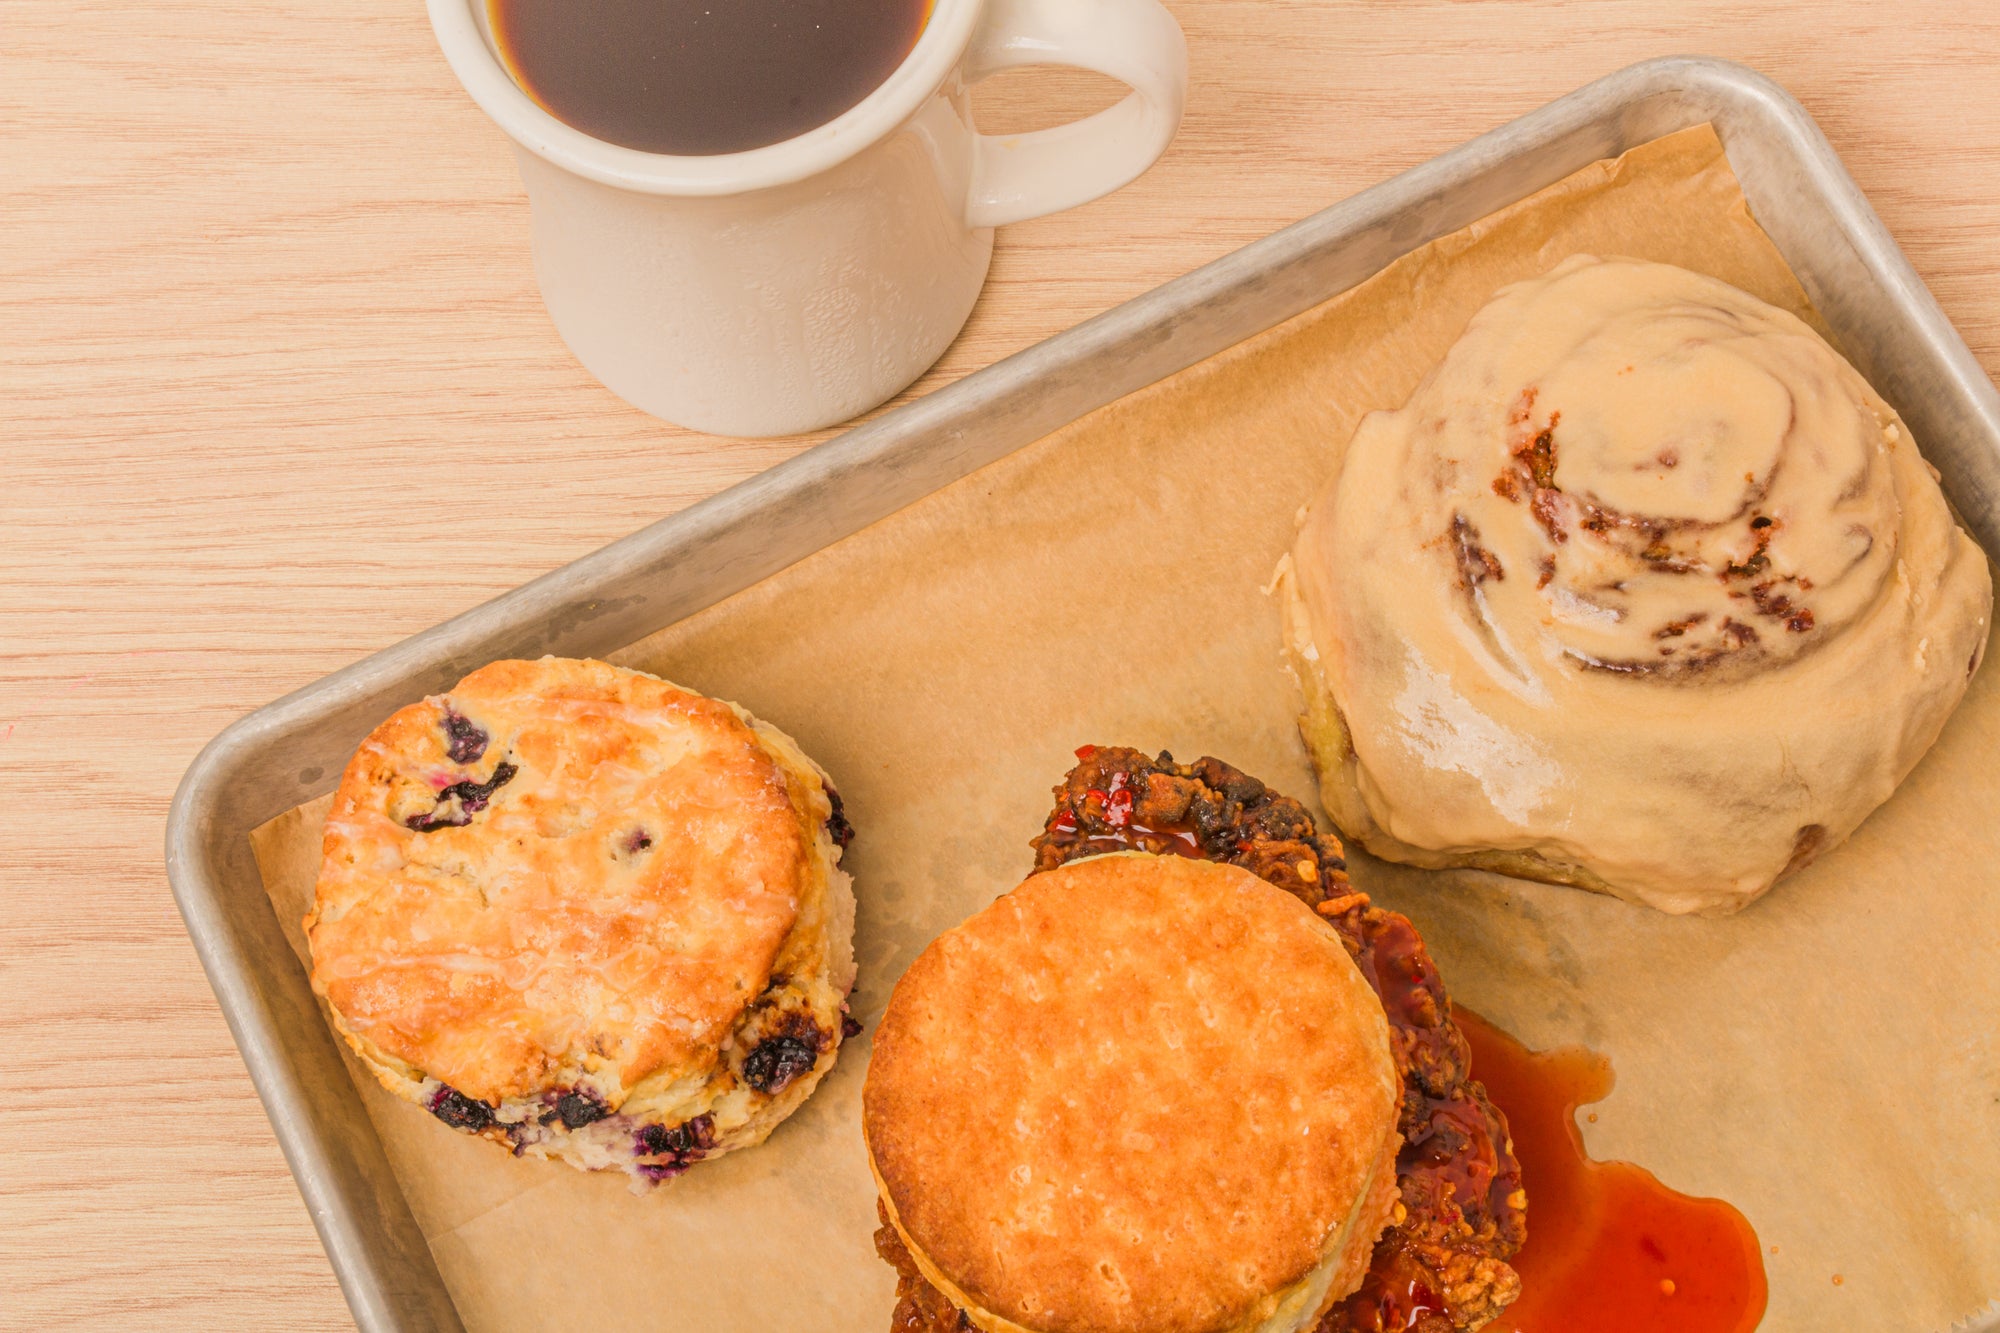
1286 256 1991 915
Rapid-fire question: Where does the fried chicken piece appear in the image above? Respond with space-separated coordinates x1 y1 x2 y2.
1032 745 1340 905
875 1200 973 1333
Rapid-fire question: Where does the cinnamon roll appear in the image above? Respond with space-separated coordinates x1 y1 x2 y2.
1282 256 1992 915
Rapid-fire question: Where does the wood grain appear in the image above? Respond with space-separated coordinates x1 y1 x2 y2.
4 1 1997 1327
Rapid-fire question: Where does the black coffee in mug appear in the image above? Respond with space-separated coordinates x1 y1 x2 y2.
489 0 932 156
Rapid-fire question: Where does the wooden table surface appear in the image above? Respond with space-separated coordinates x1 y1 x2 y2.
8 0 2000 1326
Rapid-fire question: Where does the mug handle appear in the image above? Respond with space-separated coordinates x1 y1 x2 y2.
961 0 1189 230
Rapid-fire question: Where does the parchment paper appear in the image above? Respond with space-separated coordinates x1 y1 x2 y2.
251 126 2000 1333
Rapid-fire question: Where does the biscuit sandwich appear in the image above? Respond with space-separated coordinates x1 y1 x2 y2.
867 747 1525 1333
306 656 856 1185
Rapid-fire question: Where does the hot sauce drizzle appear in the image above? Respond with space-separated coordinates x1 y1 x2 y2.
1048 769 1210 860
1454 1007 1768 1333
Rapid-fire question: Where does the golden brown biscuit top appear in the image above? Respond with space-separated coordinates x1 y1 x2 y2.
307 657 810 1106
864 855 1400 1333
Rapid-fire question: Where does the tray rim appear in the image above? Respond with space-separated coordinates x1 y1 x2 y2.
164 54 2000 1333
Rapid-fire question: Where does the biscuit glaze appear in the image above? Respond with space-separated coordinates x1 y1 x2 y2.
1286 256 1992 914
307 657 855 1183
865 855 1401 1333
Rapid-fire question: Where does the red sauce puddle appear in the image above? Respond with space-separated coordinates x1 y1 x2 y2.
1455 1007 1768 1333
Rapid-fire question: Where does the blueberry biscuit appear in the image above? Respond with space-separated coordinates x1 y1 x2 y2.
306 657 857 1186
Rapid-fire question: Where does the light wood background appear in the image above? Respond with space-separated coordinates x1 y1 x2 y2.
6 1 1999 1327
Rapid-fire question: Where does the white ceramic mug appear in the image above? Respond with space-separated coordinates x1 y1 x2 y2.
429 0 1188 437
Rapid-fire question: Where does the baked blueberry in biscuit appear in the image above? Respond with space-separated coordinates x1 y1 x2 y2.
305 657 857 1186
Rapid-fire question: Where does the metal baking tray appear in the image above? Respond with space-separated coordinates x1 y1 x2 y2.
166 56 2000 1333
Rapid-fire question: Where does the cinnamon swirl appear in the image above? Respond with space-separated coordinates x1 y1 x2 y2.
1282 256 1991 915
